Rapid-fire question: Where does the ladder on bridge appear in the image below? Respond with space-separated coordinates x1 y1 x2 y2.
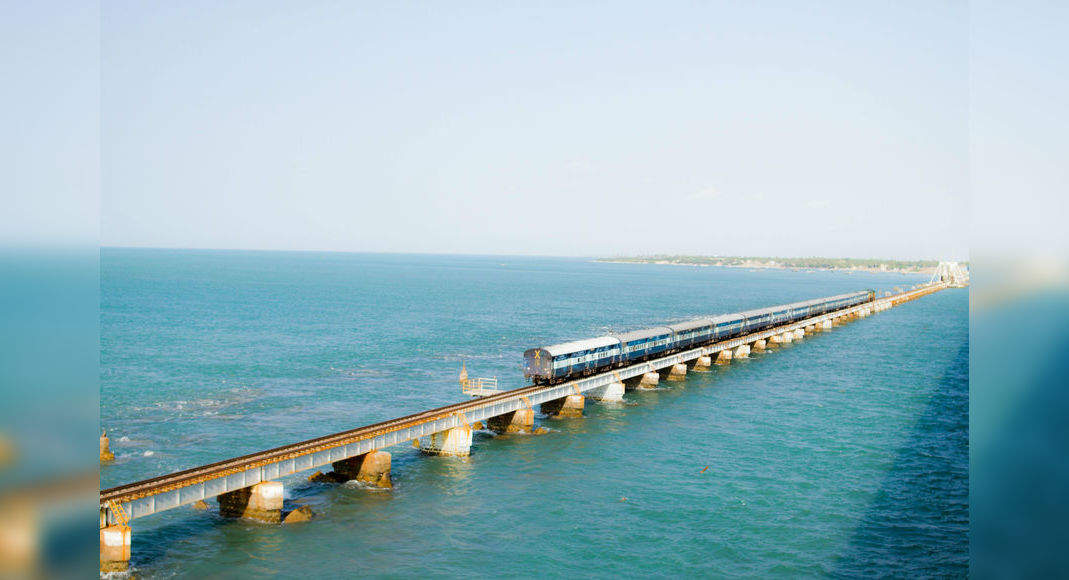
107 500 129 527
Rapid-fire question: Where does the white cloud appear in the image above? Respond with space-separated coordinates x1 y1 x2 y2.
687 186 721 201
806 199 831 209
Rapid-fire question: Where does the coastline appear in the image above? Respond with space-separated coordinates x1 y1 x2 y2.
593 259 936 275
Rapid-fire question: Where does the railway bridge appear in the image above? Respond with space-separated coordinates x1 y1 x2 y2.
99 283 948 572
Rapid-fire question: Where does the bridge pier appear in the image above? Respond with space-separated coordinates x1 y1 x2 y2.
218 481 284 523
331 450 392 488
716 350 732 364
100 430 114 463
821 320 832 330
666 363 687 381
792 328 804 340
733 344 750 359
692 355 712 371
542 394 584 418
629 372 659 390
99 524 131 573
752 339 766 352
588 381 625 402
420 425 473 456
488 408 535 433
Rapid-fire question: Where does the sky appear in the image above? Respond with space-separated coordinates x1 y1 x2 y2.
26 1 982 259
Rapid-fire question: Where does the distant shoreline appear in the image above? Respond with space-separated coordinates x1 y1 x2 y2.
594 256 955 275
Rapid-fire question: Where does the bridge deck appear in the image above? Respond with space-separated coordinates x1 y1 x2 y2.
100 285 942 525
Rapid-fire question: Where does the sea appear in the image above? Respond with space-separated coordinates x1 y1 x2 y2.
100 248 968 578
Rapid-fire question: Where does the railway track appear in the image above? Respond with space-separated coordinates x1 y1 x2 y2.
101 285 944 508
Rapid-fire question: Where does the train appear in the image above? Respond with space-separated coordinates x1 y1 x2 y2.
523 290 875 384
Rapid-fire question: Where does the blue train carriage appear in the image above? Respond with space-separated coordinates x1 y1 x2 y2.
737 308 774 333
523 336 621 384
665 318 714 349
615 326 675 363
709 313 745 341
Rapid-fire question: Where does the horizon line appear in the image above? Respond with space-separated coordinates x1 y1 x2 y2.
100 245 965 263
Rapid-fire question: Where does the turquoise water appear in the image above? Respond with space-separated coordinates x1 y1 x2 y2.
100 249 968 577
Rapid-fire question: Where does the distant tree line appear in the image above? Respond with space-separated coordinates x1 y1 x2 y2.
599 255 967 271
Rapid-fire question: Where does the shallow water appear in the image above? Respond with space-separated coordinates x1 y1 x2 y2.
101 249 968 577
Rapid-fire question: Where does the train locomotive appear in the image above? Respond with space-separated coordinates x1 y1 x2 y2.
523 290 875 384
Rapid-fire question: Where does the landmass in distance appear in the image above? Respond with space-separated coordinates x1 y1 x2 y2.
595 256 967 274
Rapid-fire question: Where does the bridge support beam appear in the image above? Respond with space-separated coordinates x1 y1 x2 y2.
99 524 131 574
588 381 625 402
420 425 473 457
218 481 284 523
331 450 392 488
752 339 766 352
488 408 535 433
542 394 584 418
733 344 750 359
692 355 712 371
666 364 687 381
716 350 732 365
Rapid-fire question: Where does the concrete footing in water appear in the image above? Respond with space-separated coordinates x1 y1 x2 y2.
488 408 535 433
100 431 114 463
420 425 473 456
752 339 766 351
541 394 584 418
692 355 712 371
632 372 659 390
716 350 733 364
792 328 805 340
99 524 131 573
666 363 687 381
733 344 750 359
331 450 392 488
821 320 833 330
588 381 625 402
218 481 284 523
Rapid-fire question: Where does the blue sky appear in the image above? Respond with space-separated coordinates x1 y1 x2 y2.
95 3 974 258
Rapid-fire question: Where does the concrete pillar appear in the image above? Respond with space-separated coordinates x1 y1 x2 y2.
820 320 832 330
488 408 535 433
100 430 114 463
420 425 473 457
637 372 659 390
806 324 818 333
218 481 284 523
588 382 625 402
716 350 732 364
541 394 584 419
692 355 712 371
792 328 804 340
666 363 687 381
781 332 793 343
733 344 750 359
752 339 766 351
99 524 131 573
332 450 392 488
